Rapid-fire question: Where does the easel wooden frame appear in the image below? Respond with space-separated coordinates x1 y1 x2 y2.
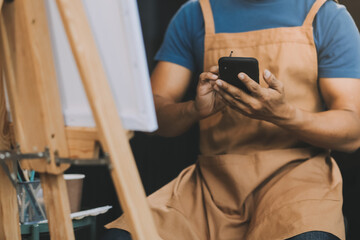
0 0 160 239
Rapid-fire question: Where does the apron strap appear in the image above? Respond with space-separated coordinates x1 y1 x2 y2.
199 0 215 35
302 0 327 26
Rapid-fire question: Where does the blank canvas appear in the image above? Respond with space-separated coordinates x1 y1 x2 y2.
44 0 158 132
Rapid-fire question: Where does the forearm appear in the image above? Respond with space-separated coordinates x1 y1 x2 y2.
154 95 200 137
275 107 360 152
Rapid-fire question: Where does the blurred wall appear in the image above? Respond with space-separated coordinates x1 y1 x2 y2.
341 0 360 27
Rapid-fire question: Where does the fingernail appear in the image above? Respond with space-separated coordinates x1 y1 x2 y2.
212 74 218 79
216 80 222 86
239 73 245 80
264 69 271 79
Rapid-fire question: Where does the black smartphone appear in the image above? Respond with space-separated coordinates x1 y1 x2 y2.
218 57 259 93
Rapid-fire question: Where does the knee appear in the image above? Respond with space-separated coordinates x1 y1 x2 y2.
287 231 339 240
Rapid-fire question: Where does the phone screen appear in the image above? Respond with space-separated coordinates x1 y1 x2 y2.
218 57 259 93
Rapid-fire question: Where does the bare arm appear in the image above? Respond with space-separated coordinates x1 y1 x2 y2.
215 70 360 152
152 61 223 137
280 77 360 152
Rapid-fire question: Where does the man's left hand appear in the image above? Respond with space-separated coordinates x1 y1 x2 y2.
214 69 295 123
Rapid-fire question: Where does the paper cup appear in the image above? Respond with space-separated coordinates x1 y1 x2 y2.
64 174 85 213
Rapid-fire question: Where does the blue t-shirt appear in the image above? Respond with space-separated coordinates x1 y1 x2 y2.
155 0 360 79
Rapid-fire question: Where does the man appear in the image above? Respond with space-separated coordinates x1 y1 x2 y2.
105 0 360 239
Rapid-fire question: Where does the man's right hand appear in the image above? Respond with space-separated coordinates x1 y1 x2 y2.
195 66 225 119
151 62 225 136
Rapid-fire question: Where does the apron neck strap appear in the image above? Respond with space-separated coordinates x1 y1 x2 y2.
199 0 215 35
303 0 327 27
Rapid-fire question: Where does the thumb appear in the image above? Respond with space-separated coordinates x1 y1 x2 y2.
263 69 283 92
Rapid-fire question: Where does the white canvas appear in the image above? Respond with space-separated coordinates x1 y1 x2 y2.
44 0 158 132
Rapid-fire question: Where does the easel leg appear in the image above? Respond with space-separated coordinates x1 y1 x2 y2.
0 33 20 239
0 161 21 240
40 173 74 240
55 0 161 239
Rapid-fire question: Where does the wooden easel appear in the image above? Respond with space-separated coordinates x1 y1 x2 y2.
0 0 160 239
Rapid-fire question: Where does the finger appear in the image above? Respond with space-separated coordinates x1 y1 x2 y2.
238 73 261 95
215 79 250 101
209 65 219 75
216 88 251 115
199 72 218 84
214 85 256 110
263 69 283 92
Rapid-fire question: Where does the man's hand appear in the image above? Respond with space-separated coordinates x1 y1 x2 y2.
195 66 226 119
214 69 294 123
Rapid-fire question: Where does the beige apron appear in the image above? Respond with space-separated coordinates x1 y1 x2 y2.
107 0 345 239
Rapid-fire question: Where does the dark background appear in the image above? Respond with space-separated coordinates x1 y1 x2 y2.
64 1 360 239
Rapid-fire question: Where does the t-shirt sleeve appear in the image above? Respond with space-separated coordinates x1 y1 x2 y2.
315 2 360 79
154 2 196 72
